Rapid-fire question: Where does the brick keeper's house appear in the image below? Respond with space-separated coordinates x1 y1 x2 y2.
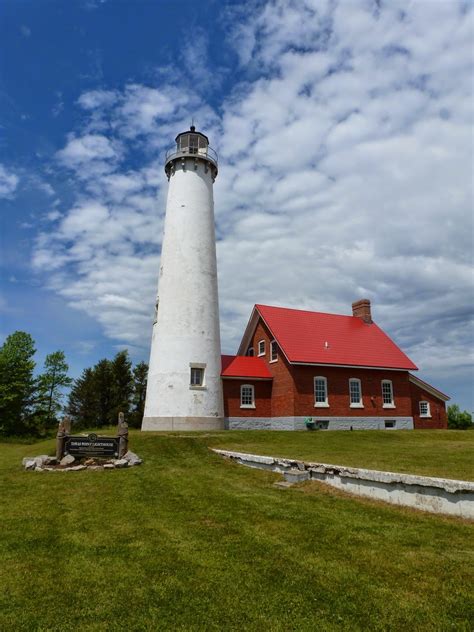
220 299 449 431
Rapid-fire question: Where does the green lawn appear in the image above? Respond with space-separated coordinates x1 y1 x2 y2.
0 431 473 631
206 429 474 481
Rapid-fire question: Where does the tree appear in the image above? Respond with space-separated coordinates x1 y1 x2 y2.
447 404 473 430
68 368 99 429
0 331 37 436
110 351 133 422
92 359 114 427
129 361 148 428
36 351 72 428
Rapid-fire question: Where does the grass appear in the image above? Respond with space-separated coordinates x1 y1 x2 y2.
0 431 473 631
206 429 474 481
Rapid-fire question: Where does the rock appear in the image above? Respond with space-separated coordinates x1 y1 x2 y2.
103 464 114 470
60 454 75 467
124 451 143 466
44 456 57 466
84 458 96 466
88 465 103 471
113 459 128 468
24 460 36 470
34 455 50 467
67 464 86 471
35 466 44 472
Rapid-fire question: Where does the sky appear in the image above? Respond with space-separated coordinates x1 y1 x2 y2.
0 0 473 412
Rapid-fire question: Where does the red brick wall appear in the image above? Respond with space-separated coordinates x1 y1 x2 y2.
291 366 412 417
249 320 295 416
409 381 447 429
223 379 272 417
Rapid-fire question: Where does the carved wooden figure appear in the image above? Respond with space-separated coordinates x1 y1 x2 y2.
56 415 71 460
117 412 129 458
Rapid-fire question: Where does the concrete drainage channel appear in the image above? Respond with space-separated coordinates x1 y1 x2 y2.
213 449 474 520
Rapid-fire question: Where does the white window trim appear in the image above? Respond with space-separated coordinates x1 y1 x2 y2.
257 340 266 357
419 401 431 418
314 376 329 408
189 363 207 390
240 384 256 409
270 340 278 363
381 379 395 408
349 378 363 408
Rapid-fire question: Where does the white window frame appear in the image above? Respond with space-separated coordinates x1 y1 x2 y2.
314 376 329 408
240 384 255 409
349 378 363 408
247 347 255 357
270 340 278 363
419 401 431 418
382 380 395 408
258 340 265 357
189 363 206 390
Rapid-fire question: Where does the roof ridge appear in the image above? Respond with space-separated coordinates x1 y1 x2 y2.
256 303 357 319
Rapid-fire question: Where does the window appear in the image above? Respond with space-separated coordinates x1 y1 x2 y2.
349 378 363 407
385 420 395 429
189 364 206 388
240 384 255 408
382 380 394 407
258 340 265 356
247 347 254 357
419 401 431 417
270 340 278 362
314 376 329 407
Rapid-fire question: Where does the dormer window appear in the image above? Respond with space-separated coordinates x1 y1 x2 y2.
247 347 254 357
258 340 265 356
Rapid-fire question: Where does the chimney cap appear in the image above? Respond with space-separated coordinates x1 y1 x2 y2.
352 298 371 307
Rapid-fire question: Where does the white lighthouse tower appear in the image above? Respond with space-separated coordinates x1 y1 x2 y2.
142 126 224 431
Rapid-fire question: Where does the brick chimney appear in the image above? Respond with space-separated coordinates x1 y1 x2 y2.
352 299 372 324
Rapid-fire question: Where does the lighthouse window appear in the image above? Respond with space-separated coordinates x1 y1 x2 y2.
189 134 199 154
190 367 204 387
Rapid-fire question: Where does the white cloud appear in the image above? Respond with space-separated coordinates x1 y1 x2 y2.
32 0 473 389
0 164 19 199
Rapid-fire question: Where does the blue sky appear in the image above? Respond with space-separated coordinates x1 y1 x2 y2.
1 0 473 412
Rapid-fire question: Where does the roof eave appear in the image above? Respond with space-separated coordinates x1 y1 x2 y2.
408 373 450 401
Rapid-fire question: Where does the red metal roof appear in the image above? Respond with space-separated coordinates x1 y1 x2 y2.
255 304 418 370
221 355 273 379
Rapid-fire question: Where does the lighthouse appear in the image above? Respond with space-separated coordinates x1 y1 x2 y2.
142 127 224 431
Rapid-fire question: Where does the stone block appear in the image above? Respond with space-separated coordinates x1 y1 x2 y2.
60 454 75 466
24 460 36 470
283 469 310 484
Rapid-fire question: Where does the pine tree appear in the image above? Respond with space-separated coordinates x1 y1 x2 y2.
0 331 37 436
36 351 72 428
110 351 133 422
130 361 148 428
68 368 98 428
93 359 114 427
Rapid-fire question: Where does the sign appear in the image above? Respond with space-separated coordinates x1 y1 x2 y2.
65 434 119 458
